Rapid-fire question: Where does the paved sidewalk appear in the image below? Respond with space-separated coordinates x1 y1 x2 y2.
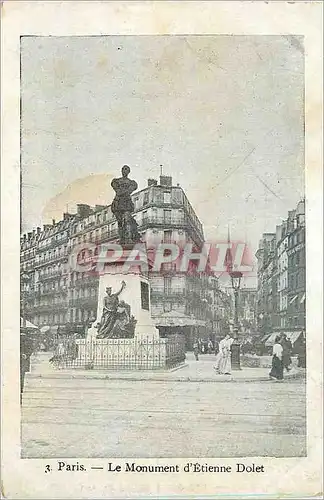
29 352 305 383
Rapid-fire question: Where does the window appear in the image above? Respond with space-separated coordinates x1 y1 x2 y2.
296 252 300 266
154 189 163 204
140 281 150 311
164 277 172 294
163 302 172 313
134 196 140 210
164 210 171 224
163 230 172 243
164 192 171 204
143 191 149 206
163 262 172 271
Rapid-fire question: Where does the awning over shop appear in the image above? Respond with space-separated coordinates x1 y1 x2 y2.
264 333 278 346
259 333 271 343
20 318 39 330
154 311 206 327
286 331 304 345
20 318 40 335
265 331 303 347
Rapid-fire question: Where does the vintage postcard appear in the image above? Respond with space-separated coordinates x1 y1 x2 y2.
1 1 323 499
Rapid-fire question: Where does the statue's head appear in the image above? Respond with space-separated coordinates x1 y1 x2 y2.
122 165 130 177
106 287 112 295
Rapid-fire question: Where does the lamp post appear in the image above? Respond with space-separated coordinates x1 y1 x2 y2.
230 270 243 370
20 272 31 329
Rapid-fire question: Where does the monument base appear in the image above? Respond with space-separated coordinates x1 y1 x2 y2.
75 336 185 370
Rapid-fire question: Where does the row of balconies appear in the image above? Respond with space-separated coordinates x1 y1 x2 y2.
71 276 99 288
34 251 69 268
37 269 68 280
25 302 68 312
38 234 69 251
27 296 98 311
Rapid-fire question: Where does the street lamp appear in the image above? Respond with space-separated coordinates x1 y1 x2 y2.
230 270 243 370
21 272 31 328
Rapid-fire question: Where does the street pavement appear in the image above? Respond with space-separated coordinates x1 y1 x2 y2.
21 354 306 458
28 351 305 382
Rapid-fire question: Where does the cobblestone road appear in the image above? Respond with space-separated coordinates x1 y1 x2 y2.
21 377 306 458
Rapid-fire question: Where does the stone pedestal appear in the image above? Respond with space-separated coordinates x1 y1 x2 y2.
79 249 167 370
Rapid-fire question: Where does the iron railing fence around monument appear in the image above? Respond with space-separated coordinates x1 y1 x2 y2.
50 334 186 370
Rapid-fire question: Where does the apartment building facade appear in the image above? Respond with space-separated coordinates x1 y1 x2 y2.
256 199 306 334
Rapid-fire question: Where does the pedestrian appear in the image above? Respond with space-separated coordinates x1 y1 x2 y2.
214 333 234 375
20 332 34 403
281 333 292 372
208 339 213 354
49 339 66 369
269 335 284 381
193 340 199 361
297 335 306 368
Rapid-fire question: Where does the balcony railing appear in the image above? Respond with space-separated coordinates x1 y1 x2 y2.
139 215 187 229
69 297 98 307
35 287 68 297
72 276 99 288
38 269 67 280
34 251 70 268
150 290 186 302
40 234 69 251
93 228 119 243
32 302 69 312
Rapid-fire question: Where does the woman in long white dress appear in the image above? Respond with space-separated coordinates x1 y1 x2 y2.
214 334 234 375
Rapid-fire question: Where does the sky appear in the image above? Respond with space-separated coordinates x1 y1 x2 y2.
21 35 304 266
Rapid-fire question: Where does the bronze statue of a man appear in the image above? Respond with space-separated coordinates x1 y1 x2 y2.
111 165 141 245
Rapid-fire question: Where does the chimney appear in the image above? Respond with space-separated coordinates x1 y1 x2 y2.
159 175 172 187
23 234 27 241
147 178 158 187
43 224 52 231
32 229 36 237
27 232 32 240
52 219 56 226
36 227 41 235
77 204 92 218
